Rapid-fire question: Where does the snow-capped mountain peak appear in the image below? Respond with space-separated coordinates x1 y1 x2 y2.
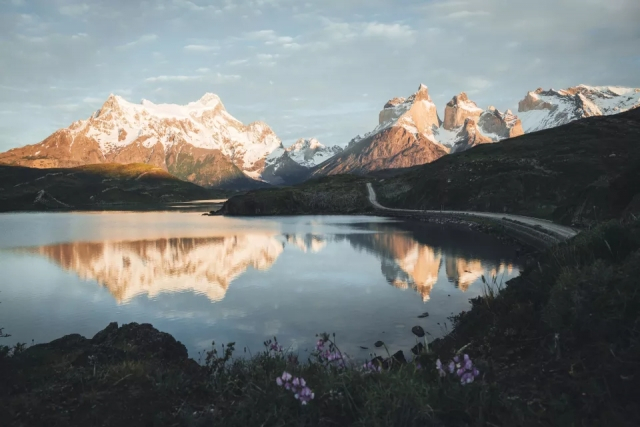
373 83 440 138
285 138 343 167
196 92 223 108
518 84 640 132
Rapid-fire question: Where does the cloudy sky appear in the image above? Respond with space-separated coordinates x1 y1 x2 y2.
1 0 639 152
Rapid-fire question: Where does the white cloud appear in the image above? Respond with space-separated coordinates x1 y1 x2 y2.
145 73 240 83
256 53 280 66
318 20 415 44
118 34 158 49
172 0 219 12
212 72 241 82
145 75 202 82
196 67 211 73
243 30 297 47
227 58 249 66
446 10 490 19
53 103 81 111
282 42 301 50
361 22 415 39
59 3 90 16
184 44 219 52
464 76 492 94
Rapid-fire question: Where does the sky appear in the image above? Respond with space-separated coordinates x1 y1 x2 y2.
1 0 639 152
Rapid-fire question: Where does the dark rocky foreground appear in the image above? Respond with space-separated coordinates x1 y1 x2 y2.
0 322 214 426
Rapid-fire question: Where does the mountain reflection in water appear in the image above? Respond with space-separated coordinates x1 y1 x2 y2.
20 226 514 304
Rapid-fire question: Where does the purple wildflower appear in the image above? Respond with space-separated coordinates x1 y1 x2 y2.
276 371 314 405
362 361 382 373
438 355 481 385
269 343 283 353
460 372 474 384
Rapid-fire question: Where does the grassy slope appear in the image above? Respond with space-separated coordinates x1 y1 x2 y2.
377 107 640 225
0 163 225 212
218 175 374 215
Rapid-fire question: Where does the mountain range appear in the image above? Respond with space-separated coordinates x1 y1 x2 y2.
1 84 638 189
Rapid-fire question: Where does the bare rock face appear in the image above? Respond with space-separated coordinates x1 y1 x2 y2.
451 118 493 153
518 88 556 112
313 126 448 176
443 92 484 130
378 84 441 134
478 107 525 139
314 84 447 176
384 97 407 109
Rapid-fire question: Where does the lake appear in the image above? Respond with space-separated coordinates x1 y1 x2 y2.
0 211 520 360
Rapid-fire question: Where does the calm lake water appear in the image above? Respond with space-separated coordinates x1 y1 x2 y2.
0 211 520 360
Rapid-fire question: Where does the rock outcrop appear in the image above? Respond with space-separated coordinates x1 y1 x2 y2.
450 118 494 153
312 84 448 176
443 92 484 130
478 107 524 139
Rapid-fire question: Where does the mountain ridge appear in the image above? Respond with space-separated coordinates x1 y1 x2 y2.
2 83 638 188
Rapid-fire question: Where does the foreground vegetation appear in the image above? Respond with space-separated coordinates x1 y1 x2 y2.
1 218 638 426
0 163 226 212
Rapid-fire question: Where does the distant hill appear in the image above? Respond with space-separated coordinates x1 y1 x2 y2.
0 163 225 212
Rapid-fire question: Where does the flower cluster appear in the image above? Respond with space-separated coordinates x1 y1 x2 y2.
276 372 315 405
315 338 347 368
264 338 283 355
436 354 480 385
269 342 283 353
361 360 382 373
